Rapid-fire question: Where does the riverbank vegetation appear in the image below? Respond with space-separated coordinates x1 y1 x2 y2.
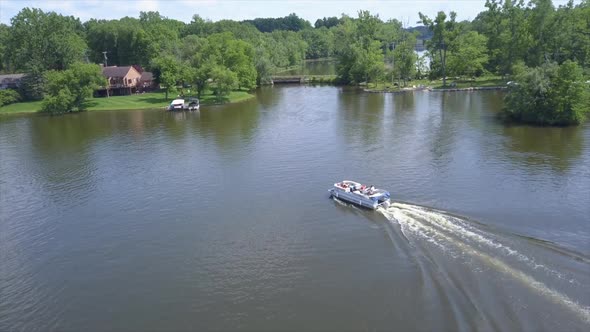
503 61 589 125
0 1 588 123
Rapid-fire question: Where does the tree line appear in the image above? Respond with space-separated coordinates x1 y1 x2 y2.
0 1 588 123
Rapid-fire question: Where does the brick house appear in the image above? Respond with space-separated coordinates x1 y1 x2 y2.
139 71 156 92
97 65 142 96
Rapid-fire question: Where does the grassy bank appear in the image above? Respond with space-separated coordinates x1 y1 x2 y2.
366 76 507 91
0 90 255 115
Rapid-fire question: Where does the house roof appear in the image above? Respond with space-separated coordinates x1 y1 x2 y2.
132 65 144 74
0 73 25 81
140 71 153 81
102 66 135 78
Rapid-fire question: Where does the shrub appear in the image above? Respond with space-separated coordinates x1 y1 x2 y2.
0 89 22 107
503 61 590 126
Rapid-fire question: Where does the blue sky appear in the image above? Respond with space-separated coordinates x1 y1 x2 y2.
0 0 579 25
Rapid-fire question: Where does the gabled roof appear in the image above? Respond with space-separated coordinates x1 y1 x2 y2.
132 65 144 74
102 66 137 78
140 71 153 81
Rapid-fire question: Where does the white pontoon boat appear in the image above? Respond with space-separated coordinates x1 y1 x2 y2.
329 180 391 210
166 97 200 111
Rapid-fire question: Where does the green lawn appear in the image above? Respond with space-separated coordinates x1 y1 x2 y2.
0 90 255 114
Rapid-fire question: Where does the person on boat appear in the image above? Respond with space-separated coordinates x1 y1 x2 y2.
368 185 375 194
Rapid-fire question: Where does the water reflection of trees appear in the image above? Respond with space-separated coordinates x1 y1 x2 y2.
26 112 128 207
501 124 585 172
392 92 415 112
336 88 385 147
193 100 260 153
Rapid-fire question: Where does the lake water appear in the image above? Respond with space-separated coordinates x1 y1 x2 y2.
1 86 589 331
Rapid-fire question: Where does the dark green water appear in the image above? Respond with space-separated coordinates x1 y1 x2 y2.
1 86 589 331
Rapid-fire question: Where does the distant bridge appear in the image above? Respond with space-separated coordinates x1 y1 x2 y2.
270 75 337 84
270 76 305 84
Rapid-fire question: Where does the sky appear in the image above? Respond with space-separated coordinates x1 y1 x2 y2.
0 0 579 26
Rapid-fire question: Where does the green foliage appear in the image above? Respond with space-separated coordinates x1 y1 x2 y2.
474 0 589 75
0 24 9 72
300 27 334 59
179 32 257 96
420 11 459 87
206 33 258 90
85 11 183 68
334 11 385 84
0 89 22 106
150 55 186 100
392 30 418 85
85 18 151 67
243 13 311 33
447 31 488 78
314 17 341 29
209 66 238 100
41 63 105 114
19 71 46 101
7 8 86 71
503 61 590 125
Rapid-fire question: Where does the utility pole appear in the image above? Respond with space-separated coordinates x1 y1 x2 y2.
102 51 109 98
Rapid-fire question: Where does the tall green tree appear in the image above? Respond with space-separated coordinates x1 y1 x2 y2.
0 24 9 72
243 13 311 32
300 27 334 59
7 8 86 71
207 33 257 90
209 66 238 101
420 11 458 87
150 55 186 100
41 63 105 114
334 12 385 84
140 11 184 57
314 17 341 29
503 61 590 125
391 30 418 86
526 0 555 67
85 18 151 67
447 31 488 78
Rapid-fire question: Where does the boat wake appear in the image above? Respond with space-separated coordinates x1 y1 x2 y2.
377 202 590 328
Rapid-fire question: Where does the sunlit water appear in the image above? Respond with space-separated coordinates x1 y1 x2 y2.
1 86 589 331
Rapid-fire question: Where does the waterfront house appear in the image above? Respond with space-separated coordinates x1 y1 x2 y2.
139 71 156 91
0 73 25 90
96 65 142 96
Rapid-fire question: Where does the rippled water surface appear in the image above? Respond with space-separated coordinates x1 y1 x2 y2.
1 86 589 331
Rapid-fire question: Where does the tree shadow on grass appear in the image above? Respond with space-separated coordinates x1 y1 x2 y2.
137 97 167 105
83 101 99 109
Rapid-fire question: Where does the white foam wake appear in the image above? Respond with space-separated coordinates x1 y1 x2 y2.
378 203 590 324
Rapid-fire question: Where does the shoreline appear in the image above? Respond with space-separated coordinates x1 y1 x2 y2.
364 86 507 93
0 91 256 115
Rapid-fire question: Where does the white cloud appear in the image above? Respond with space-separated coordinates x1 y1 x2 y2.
137 0 160 12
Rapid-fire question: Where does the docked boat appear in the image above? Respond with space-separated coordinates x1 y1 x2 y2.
166 97 200 111
329 180 391 210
